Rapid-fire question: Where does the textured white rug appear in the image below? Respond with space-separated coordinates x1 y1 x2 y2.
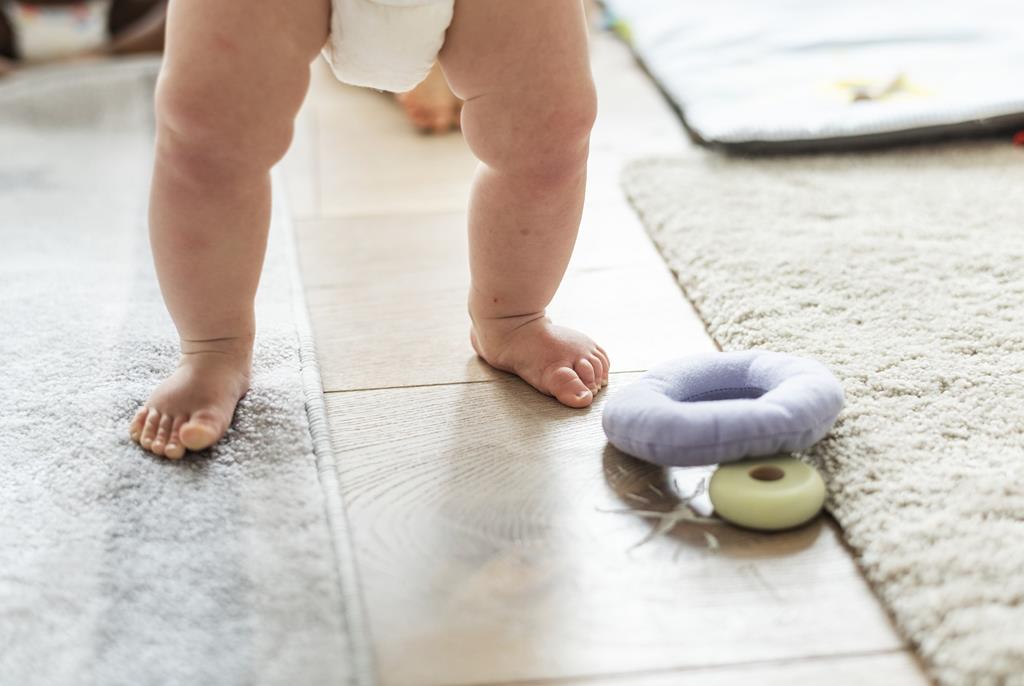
623 142 1024 686
0 60 373 685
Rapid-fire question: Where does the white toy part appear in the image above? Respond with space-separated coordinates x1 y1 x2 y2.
4 0 111 63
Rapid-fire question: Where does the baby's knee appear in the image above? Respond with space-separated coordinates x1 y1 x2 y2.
470 82 597 180
523 87 596 176
544 86 598 157
154 75 296 181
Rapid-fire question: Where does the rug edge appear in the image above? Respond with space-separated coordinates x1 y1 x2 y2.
616 153 1024 686
274 174 378 686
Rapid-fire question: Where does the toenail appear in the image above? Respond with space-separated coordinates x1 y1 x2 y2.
576 390 592 399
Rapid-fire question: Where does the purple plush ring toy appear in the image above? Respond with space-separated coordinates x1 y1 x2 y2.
602 351 845 467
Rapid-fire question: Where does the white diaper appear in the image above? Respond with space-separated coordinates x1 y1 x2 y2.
323 0 454 93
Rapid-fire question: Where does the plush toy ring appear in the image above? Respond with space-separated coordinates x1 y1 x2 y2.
602 350 844 467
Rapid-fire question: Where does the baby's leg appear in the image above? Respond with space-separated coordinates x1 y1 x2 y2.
129 0 328 458
438 0 608 408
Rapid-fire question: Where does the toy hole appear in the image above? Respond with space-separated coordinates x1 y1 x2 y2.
682 386 766 402
748 465 785 482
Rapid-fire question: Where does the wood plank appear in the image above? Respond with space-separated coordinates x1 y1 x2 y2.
305 60 477 218
587 23 690 157
325 378 908 686
289 31 711 394
531 650 927 686
277 89 320 219
294 210 712 393
291 22 926 686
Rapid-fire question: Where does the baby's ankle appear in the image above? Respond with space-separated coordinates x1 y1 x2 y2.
179 334 255 361
470 307 547 341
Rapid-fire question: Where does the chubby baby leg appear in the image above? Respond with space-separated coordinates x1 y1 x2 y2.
129 0 328 458
438 0 608 408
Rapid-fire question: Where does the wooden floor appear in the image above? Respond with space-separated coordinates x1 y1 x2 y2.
281 27 928 686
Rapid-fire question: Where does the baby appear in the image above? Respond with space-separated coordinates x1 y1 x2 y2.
129 0 609 459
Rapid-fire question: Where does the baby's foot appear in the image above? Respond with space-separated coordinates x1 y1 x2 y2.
129 337 252 459
471 315 610 408
394 63 462 134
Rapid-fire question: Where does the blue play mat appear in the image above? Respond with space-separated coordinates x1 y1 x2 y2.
602 0 1024 152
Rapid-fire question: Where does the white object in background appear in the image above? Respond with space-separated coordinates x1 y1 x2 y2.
4 0 111 62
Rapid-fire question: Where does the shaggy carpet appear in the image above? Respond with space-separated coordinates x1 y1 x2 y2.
622 141 1024 685
0 60 373 686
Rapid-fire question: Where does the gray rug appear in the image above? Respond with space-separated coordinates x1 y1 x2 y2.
622 142 1024 685
0 59 373 686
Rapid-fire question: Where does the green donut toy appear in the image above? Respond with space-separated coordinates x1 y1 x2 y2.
708 456 826 531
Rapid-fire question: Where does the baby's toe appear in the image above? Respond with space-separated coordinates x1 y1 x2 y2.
180 409 226 452
164 416 186 460
139 408 161 450
574 357 599 394
129 406 149 443
584 354 605 390
149 413 173 456
594 347 611 384
544 365 593 409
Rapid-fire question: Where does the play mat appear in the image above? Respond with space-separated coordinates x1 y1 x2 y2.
602 0 1024 152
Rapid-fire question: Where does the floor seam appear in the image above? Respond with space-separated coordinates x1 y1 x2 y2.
451 648 913 686
321 369 646 396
